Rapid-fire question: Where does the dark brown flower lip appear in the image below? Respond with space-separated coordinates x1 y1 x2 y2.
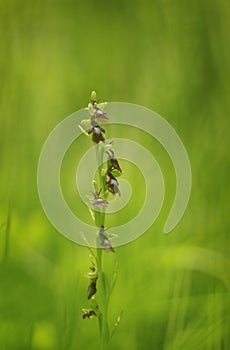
82 309 97 319
105 171 117 183
87 278 97 299
88 122 105 143
107 149 122 173
105 172 121 196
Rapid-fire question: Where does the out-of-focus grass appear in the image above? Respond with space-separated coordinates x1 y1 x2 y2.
0 0 230 349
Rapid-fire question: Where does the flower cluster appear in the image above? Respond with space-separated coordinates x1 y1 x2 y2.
83 91 123 211
105 149 122 196
86 91 108 144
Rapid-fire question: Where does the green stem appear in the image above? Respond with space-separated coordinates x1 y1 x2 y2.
97 247 109 349
95 143 109 349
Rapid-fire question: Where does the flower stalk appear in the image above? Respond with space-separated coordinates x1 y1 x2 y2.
80 91 123 349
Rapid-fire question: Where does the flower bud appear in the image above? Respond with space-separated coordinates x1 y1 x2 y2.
91 91 97 101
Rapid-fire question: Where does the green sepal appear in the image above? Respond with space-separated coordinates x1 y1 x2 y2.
84 270 98 279
81 118 91 128
103 142 114 151
111 169 123 178
87 102 94 115
97 102 107 110
92 180 99 192
101 168 107 177
78 125 90 138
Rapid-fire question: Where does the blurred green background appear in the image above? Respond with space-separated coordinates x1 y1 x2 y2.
0 0 230 349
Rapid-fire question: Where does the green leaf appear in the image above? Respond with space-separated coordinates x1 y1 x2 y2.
110 310 123 339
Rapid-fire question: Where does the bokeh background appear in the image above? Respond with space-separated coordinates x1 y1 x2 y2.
0 0 230 349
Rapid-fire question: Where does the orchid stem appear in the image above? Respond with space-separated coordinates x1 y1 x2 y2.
95 143 109 349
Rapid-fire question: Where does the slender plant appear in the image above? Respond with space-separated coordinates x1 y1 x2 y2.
79 92 123 349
